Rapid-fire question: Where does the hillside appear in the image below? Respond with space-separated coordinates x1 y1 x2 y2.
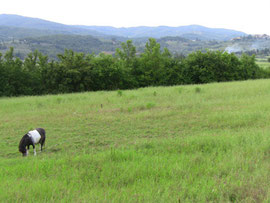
0 79 270 201
23 35 122 58
1 34 270 60
0 14 246 41
225 35 270 53
1 14 270 59
0 14 104 37
0 26 68 40
74 24 247 41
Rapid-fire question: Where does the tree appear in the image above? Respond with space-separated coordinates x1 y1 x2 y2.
139 38 170 86
116 40 136 64
182 50 243 84
1 47 32 96
115 40 139 88
56 49 87 92
239 54 260 79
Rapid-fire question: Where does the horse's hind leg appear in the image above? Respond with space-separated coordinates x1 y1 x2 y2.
40 136 46 152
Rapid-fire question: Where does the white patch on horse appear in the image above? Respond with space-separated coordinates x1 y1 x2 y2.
27 130 41 144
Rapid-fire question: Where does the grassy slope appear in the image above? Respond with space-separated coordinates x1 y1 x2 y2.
0 80 270 202
256 57 270 69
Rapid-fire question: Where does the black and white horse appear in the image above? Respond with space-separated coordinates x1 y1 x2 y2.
19 128 46 156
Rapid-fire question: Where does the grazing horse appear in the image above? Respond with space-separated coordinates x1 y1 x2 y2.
19 128 46 156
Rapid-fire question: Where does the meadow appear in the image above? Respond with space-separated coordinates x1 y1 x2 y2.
0 79 270 202
256 57 270 69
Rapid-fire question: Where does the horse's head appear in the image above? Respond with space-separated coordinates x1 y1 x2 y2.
19 134 29 156
19 147 27 156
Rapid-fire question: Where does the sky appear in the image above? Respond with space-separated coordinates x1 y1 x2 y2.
0 0 270 35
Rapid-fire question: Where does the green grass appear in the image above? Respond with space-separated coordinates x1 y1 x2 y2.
256 57 270 69
1 79 270 202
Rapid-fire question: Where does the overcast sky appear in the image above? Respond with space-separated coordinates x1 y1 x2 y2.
1 0 270 34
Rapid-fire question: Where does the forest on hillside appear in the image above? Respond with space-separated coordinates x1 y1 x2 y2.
1 34 270 60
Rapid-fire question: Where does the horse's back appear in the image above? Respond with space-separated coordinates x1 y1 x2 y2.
36 128 46 137
28 130 42 144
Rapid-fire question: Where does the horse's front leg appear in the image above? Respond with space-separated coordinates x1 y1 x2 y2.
26 145 30 156
33 144 36 156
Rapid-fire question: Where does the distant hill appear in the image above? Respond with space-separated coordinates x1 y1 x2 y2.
2 14 270 59
0 14 104 37
0 26 71 40
0 14 246 41
73 25 247 41
0 35 122 59
225 35 270 53
23 35 121 57
1 34 270 60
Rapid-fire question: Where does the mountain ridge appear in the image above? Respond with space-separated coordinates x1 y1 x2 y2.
72 24 247 40
0 14 247 41
0 14 105 37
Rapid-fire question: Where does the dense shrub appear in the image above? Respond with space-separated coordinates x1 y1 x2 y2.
181 51 262 84
0 39 268 97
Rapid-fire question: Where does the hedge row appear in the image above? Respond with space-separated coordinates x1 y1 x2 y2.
0 39 267 97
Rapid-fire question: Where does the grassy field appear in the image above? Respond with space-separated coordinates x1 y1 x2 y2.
0 79 270 202
256 57 270 69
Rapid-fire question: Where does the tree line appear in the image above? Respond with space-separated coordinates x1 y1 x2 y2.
0 38 269 97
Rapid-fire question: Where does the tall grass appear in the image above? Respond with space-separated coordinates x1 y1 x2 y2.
0 79 270 202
